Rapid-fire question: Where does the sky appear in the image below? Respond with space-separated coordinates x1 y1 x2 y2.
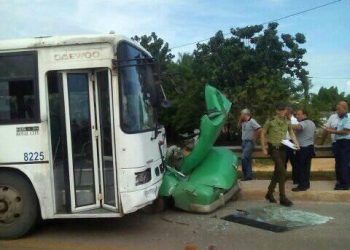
0 0 349 94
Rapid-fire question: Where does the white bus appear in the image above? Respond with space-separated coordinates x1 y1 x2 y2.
0 34 166 239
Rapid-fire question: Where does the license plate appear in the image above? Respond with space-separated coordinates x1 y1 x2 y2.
145 186 157 198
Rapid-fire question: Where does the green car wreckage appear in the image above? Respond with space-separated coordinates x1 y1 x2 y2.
159 85 239 213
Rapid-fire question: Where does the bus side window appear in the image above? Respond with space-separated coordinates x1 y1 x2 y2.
0 51 39 124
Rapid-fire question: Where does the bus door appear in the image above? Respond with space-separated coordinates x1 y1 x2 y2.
57 70 117 212
94 70 118 211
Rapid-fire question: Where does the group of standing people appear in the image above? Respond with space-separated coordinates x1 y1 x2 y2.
237 101 350 207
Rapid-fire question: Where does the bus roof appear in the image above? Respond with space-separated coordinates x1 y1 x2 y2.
0 34 150 55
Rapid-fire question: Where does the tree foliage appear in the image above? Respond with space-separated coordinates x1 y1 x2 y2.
132 23 339 143
132 32 174 77
311 87 350 111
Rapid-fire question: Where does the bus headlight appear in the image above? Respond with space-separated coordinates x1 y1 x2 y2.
135 168 151 186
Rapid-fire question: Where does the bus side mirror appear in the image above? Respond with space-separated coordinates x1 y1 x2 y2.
161 99 171 108
156 84 171 109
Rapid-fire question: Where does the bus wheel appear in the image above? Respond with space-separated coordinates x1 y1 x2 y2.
0 171 39 239
142 197 167 213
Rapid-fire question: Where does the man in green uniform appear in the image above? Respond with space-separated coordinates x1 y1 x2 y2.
260 103 300 206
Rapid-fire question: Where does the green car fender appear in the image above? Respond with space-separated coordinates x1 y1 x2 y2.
188 147 238 190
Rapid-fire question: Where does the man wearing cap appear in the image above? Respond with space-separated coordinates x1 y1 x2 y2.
260 103 300 206
325 101 350 190
238 109 262 181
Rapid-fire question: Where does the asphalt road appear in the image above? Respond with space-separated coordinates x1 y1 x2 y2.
1 200 349 250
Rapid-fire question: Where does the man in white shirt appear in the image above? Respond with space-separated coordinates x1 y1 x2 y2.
285 106 299 184
323 101 350 190
321 112 340 188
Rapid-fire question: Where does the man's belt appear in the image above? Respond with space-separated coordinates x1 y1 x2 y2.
336 139 350 142
268 143 284 150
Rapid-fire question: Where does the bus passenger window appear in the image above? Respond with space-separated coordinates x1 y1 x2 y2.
0 80 35 120
0 51 39 124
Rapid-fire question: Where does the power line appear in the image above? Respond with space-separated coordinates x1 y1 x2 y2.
260 0 342 25
309 76 350 80
170 0 342 50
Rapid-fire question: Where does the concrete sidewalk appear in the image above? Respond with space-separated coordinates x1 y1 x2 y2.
239 180 350 202
252 158 335 172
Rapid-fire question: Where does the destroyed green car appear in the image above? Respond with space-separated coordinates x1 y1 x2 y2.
159 85 239 213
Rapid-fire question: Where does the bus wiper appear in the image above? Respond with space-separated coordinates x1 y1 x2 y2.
112 57 155 68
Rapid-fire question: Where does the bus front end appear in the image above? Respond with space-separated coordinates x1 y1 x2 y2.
114 41 166 214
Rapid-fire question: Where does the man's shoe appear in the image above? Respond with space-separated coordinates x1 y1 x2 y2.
292 187 308 192
280 197 293 207
265 193 277 203
334 186 349 191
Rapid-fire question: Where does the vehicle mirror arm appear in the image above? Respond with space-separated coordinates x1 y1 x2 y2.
151 123 160 141
151 109 161 141
159 84 171 108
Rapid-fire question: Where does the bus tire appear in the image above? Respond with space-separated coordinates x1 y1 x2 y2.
0 171 39 239
142 197 167 213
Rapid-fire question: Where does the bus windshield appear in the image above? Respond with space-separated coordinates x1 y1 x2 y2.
117 42 157 133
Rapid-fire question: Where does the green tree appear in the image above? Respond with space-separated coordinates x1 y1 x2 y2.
131 32 174 78
133 23 313 143
311 86 348 111
191 23 310 125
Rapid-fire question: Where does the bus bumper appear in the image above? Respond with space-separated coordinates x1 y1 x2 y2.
120 179 162 214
